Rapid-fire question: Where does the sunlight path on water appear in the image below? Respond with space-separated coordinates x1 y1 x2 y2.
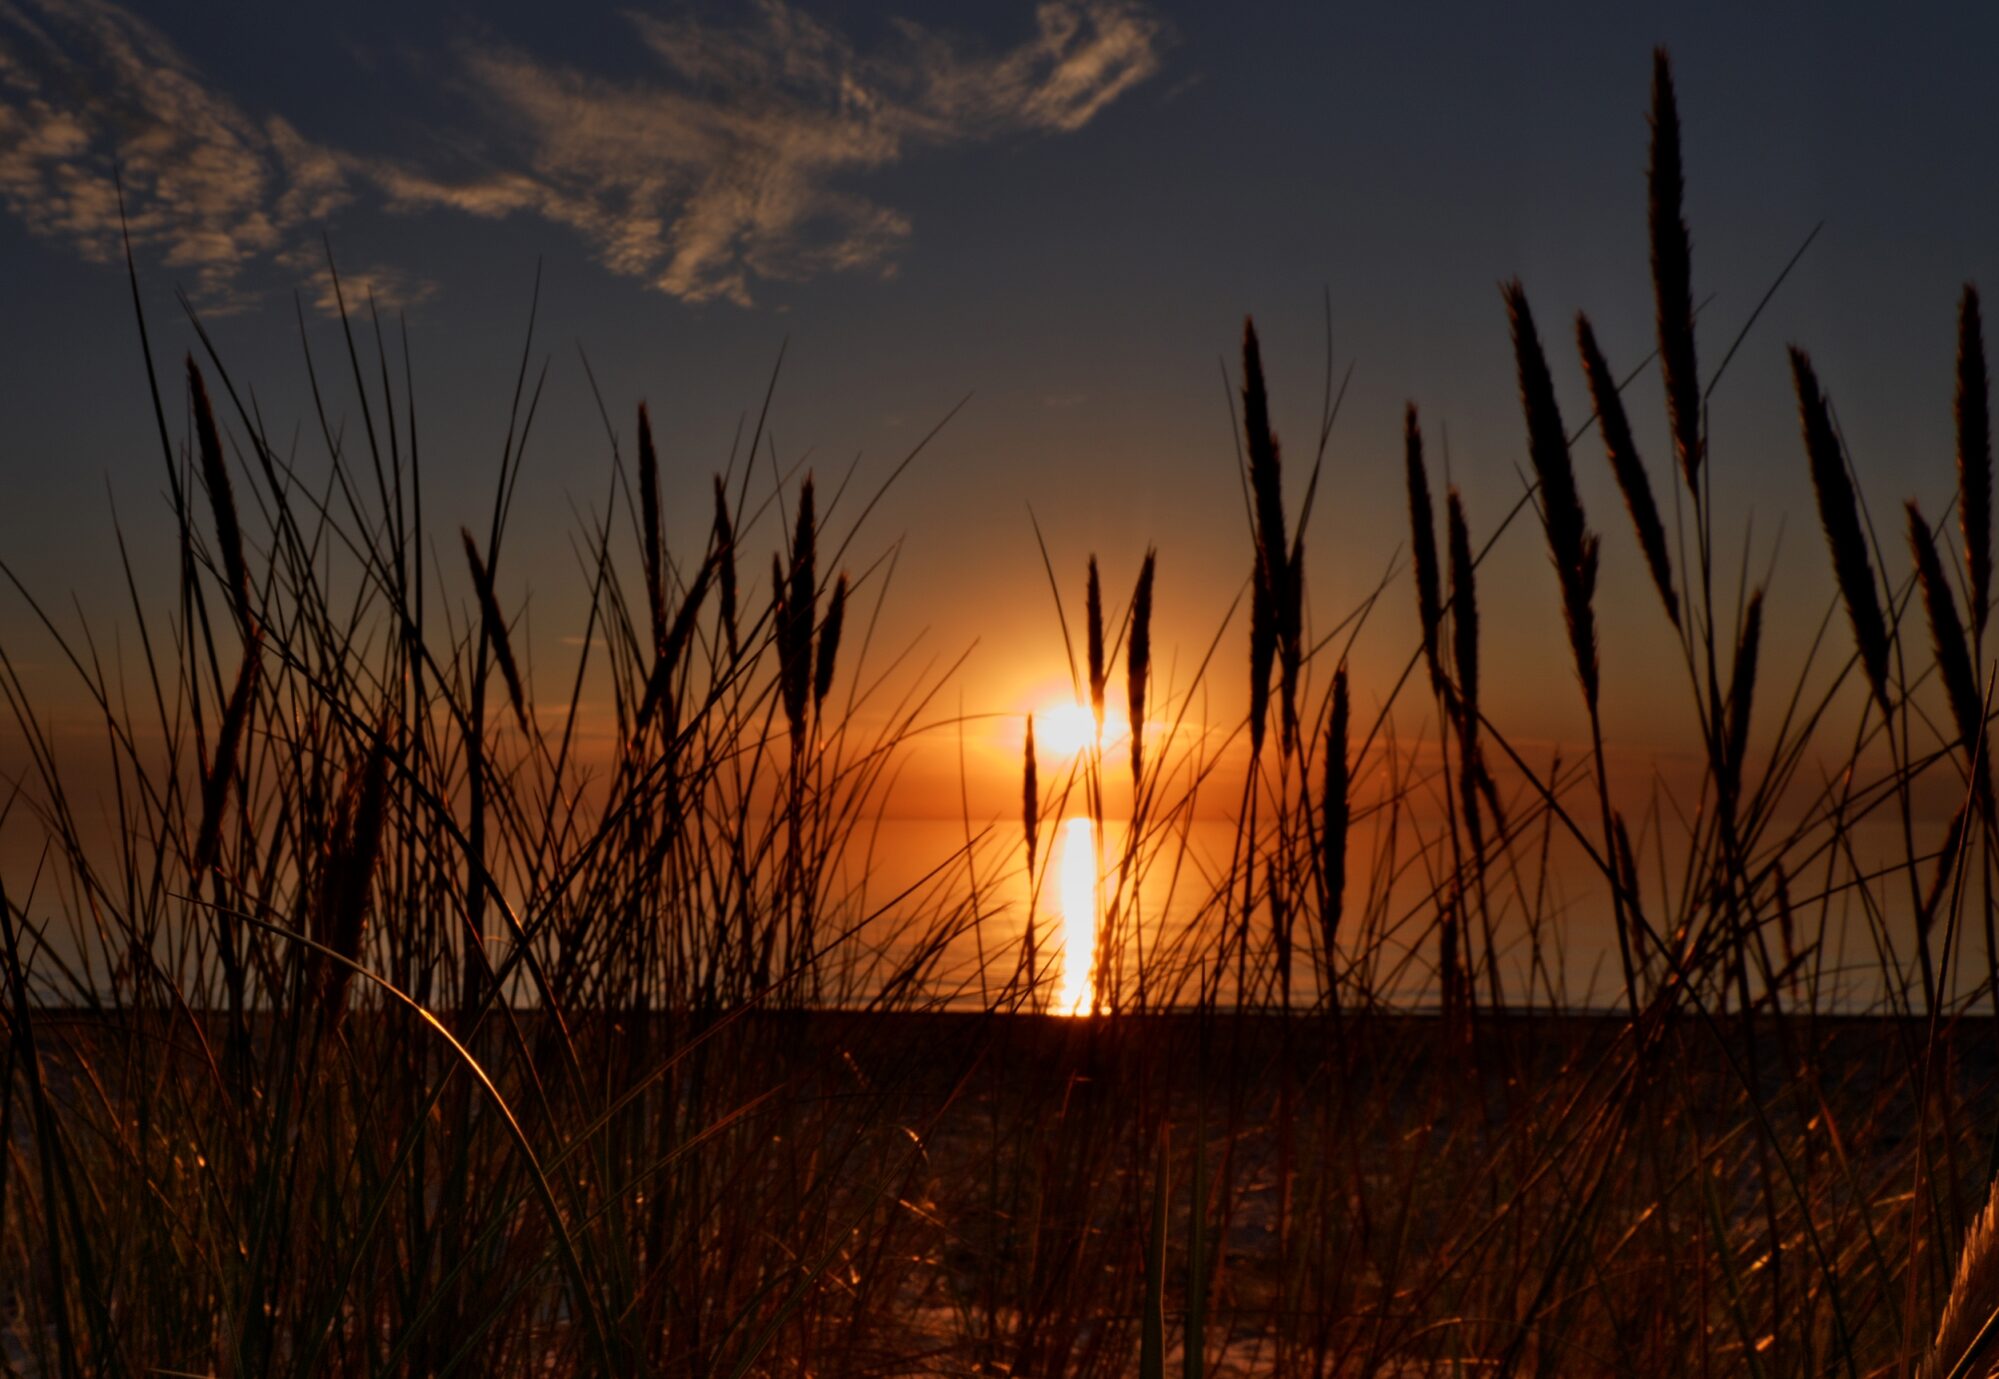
1054 816 1098 1016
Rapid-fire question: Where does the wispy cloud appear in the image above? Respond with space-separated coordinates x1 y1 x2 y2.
275 246 439 318
0 0 352 309
369 0 1165 304
0 0 1163 311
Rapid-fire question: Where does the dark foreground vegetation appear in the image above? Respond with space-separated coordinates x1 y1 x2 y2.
5 49 1999 1377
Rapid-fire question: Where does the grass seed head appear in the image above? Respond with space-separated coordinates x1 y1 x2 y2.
192 633 262 878
1611 811 1643 966
637 402 667 659
781 477 817 750
1918 803 1972 941
1722 590 1763 806
315 724 393 1028
1243 319 1287 757
188 356 254 635
1650 47 1701 492
1320 666 1350 968
1506 282 1600 707
1242 317 1288 582
815 572 847 712
1128 549 1155 781
772 550 805 750
1792 347 1892 715
1404 405 1443 697
1023 714 1039 876
1911 1119 1999 1375
1248 553 1275 759
1959 284 1991 636
1774 864 1797 970
635 554 717 742
1279 545 1304 753
1446 487 1478 742
712 472 739 658
1578 312 1680 625
1909 501 1987 803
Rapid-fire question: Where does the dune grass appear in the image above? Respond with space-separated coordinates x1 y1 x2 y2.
5 47 1999 1378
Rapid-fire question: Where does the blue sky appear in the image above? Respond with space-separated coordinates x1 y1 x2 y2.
5 0 1999 785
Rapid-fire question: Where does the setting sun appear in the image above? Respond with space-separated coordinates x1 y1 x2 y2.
1032 699 1130 759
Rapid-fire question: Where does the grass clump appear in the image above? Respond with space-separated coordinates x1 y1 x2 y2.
5 49 1999 1379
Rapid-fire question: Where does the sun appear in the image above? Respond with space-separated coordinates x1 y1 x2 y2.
1032 698 1130 759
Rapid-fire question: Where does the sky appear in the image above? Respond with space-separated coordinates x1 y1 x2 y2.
5 0 1999 816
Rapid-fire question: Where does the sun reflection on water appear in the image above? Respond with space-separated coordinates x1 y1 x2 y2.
1053 816 1098 1016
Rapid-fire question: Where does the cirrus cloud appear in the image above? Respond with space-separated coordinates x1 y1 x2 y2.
0 0 1164 311
0 0 359 308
